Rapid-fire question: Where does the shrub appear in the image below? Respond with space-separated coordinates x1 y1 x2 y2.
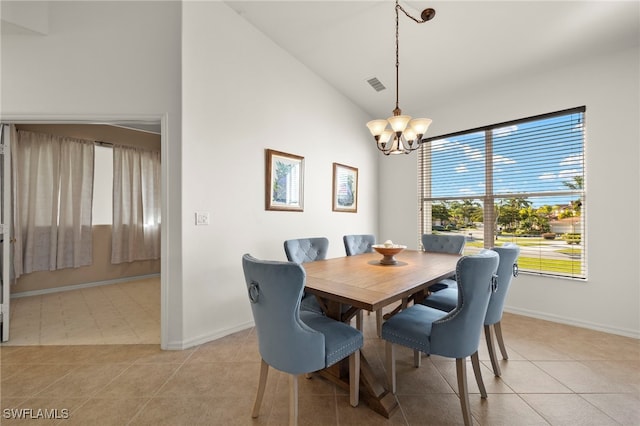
563 233 581 245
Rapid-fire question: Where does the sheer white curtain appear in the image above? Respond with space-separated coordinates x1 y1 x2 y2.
14 130 94 274
112 146 160 264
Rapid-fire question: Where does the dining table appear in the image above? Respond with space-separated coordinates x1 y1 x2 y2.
303 249 461 418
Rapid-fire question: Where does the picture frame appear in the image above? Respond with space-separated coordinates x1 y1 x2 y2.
265 149 304 211
332 163 358 213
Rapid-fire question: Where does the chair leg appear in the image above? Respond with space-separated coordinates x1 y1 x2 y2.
484 324 501 377
252 358 269 418
456 358 473 426
356 310 363 331
470 351 487 399
289 374 298 426
385 341 396 394
413 349 421 368
349 349 360 407
494 321 509 360
375 309 382 337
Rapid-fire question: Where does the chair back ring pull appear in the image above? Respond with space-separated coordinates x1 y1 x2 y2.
491 274 499 293
513 263 519 277
248 282 260 303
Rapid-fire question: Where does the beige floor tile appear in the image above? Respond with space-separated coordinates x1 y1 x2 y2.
35 363 130 398
336 394 406 425
129 396 243 426
94 363 181 398
1 364 76 398
581 393 640 425
64 398 149 426
432 358 515 395
4 277 160 346
497 361 572 393
534 360 638 393
0 397 88 425
520 393 619 425
469 394 550 425
2 309 637 426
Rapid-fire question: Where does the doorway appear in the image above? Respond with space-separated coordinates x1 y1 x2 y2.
0 117 168 348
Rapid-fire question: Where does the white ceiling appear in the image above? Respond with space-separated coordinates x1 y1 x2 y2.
225 1 640 120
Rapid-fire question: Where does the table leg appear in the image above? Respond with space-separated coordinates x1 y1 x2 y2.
317 352 398 418
318 300 399 418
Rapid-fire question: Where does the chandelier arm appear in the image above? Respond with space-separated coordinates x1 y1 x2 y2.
396 3 435 24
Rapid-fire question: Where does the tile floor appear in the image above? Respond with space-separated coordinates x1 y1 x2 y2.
5 277 160 346
1 309 639 425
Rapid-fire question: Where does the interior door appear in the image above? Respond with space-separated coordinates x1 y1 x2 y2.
1 124 12 341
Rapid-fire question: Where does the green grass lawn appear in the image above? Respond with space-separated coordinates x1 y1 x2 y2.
464 237 583 275
517 256 582 275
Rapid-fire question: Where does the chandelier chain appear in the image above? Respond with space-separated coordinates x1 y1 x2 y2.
394 1 432 114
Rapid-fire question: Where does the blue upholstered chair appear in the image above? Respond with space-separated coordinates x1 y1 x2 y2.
284 237 329 315
343 234 378 335
421 233 466 291
285 237 363 329
422 243 520 376
242 254 363 426
343 234 375 256
381 250 499 426
284 237 329 264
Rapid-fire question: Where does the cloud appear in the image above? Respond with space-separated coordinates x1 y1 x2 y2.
560 155 583 167
539 172 556 180
493 154 516 165
557 169 580 179
462 144 483 161
455 165 468 173
494 125 518 137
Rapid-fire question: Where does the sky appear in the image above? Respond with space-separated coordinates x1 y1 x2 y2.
428 112 584 208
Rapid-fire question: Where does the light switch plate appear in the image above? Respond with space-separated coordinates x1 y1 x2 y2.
195 212 209 225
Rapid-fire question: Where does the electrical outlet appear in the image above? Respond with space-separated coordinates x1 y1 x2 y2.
195 211 209 226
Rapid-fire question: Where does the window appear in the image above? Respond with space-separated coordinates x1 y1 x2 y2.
419 107 586 279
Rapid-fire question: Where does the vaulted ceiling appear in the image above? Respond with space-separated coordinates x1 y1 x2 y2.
226 1 640 120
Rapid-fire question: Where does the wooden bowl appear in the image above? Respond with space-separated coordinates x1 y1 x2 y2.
372 244 406 265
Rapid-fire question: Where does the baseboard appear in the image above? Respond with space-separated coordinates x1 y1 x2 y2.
504 306 640 339
164 320 255 350
10 273 161 299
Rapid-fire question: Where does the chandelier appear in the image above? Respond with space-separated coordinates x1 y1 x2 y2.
366 0 436 155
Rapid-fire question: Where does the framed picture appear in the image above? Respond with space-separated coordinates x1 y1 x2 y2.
265 149 304 211
332 163 358 213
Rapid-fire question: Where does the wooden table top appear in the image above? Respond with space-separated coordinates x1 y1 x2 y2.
303 250 461 312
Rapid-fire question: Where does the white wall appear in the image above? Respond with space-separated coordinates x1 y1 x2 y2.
181 2 378 347
0 1 184 347
380 46 640 337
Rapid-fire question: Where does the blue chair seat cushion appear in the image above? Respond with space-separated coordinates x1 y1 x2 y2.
380 304 448 353
427 277 457 293
300 311 363 367
300 295 354 316
422 288 457 313
300 294 324 314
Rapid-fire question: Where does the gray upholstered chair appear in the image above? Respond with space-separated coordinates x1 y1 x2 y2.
285 237 363 329
343 234 375 256
421 243 520 376
381 250 499 426
242 254 363 426
421 233 466 291
284 237 329 314
343 234 382 335
284 237 329 264
384 233 467 321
